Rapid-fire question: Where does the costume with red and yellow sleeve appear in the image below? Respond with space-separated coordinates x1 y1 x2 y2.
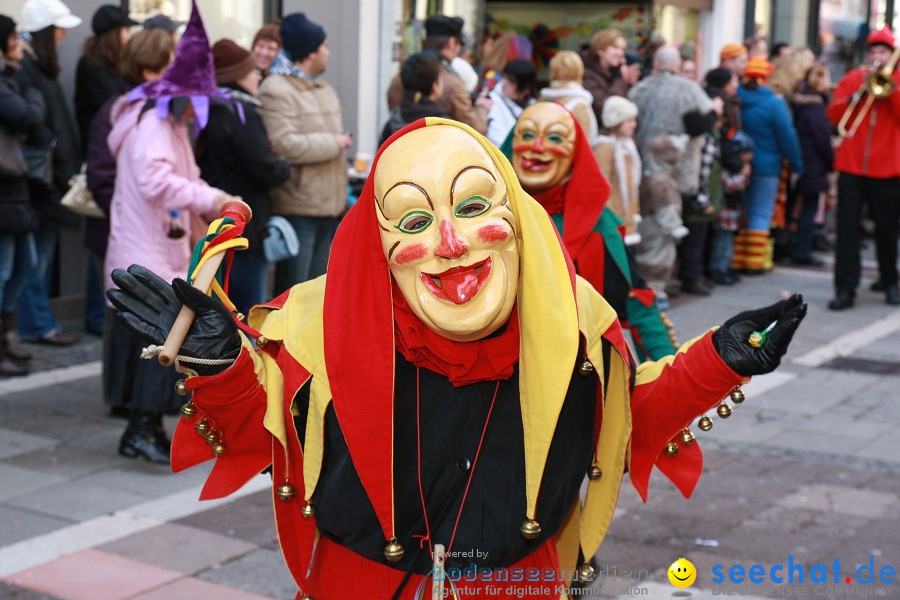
171 119 743 599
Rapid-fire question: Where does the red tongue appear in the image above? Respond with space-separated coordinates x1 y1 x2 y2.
521 158 537 169
439 268 479 304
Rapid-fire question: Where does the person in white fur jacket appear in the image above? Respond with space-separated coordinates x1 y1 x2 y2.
538 50 599 144
593 95 642 245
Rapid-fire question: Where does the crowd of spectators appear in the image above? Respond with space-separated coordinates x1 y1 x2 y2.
0 1 897 463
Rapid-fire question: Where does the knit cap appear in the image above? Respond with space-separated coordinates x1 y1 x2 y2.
212 38 256 85
280 13 325 61
602 95 638 129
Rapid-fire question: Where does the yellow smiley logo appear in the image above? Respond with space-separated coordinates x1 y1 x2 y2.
668 558 697 588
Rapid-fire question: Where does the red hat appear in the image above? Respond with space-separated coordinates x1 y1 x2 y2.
867 26 895 50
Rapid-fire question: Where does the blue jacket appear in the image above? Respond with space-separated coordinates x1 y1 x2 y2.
738 84 804 176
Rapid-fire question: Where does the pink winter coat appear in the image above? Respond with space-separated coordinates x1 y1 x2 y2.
104 98 223 301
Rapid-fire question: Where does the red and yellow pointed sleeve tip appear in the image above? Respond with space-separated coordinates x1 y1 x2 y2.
629 331 743 501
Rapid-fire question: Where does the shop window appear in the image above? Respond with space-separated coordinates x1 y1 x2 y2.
655 5 699 60
483 3 653 76
128 0 265 48
818 0 870 81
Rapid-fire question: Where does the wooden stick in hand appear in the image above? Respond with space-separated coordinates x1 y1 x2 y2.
158 198 252 366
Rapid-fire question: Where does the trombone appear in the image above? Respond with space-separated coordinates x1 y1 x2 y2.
837 45 900 137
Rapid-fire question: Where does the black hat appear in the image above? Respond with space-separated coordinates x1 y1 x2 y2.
143 14 184 34
705 67 734 89
0 16 16 54
91 5 138 36
91 4 139 35
425 14 464 40
280 13 326 61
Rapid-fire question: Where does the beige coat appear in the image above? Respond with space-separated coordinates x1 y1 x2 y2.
594 135 642 245
387 64 487 134
258 74 347 218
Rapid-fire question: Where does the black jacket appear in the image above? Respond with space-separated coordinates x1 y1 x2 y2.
792 84 834 197
75 56 129 153
379 93 451 147
15 48 82 227
0 62 42 233
196 86 291 250
84 95 117 255
304 344 605 574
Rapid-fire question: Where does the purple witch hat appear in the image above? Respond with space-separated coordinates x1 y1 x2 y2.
128 0 242 130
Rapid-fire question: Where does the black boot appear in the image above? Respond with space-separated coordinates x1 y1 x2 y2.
151 412 172 449
828 290 855 311
119 411 170 463
0 312 31 362
0 346 28 376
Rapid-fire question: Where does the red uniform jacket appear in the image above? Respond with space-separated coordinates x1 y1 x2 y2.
827 67 900 178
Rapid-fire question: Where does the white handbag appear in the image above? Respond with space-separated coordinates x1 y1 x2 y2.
61 163 106 219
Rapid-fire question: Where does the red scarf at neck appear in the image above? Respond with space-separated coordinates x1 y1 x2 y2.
391 280 519 387
531 184 567 216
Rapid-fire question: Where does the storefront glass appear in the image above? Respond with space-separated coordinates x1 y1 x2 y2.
818 0 870 80
483 2 653 74
128 0 264 48
655 5 700 59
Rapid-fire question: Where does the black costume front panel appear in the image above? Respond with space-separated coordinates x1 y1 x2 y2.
295 346 606 574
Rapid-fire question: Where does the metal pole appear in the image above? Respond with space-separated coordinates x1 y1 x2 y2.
807 0 821 55
744 0 756 40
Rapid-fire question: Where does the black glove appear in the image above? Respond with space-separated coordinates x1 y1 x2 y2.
712 293 807 376
106 265 242 376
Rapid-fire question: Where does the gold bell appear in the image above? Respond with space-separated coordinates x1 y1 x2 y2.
577 562 596 583
578 360 594 376
730 387 746 404
717 403 733 418
587 465 603 481
384 539 404 562
204 430 220 445
299 595 313 600
256 336 269 349
698 415 714 431
212 443 225 456
232 311 245 322
681 429 696 445
665 441 679 457
180 400 197 418
195 419 210 435
301 503 316 519
174 379 189 396
519 518 541 540
276 483 295 502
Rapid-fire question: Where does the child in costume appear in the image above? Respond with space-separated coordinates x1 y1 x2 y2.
710 132 754 285
504 101 674 361
635 133 690 309
594 96 642 246
109 116 806 599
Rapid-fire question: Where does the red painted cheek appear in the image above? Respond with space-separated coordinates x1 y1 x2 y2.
513 142 535 154
393 243 427 265
477 224 509 243
547 145 570 157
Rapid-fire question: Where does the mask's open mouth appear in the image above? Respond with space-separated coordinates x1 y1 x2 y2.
420 257 492 304
519 155 552 171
